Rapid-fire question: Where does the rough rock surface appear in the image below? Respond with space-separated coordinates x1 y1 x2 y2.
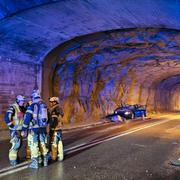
44 28 180 123
0 0 180 126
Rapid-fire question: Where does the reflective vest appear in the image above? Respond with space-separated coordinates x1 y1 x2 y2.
11 103 24 130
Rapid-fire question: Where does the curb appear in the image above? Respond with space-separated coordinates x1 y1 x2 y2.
62 121 106 132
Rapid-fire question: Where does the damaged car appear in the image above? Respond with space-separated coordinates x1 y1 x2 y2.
106 104 147 122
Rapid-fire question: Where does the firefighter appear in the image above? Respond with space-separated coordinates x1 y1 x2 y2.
21 89 48 169
48 97 64 161
4 95 26 166
25 100 32 160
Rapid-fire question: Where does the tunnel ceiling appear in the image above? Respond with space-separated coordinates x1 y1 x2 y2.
0 0 180 62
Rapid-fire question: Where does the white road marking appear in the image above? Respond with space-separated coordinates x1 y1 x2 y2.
65 119 171 154
132 143 147 148
0 161 28 173
97 124 123 133
65 143 87 151
0 166 28 177
0 118 171 177
103 119 170 142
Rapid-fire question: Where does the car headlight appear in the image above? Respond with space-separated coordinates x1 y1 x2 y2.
124 111 131 115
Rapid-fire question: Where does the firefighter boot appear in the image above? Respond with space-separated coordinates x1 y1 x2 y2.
51 145 57 161
58 140 64 161
38 155 42 167
10 160 17 166
26 146 31 160
28 158 38 169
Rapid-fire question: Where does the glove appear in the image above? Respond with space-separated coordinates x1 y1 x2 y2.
21 131 26 137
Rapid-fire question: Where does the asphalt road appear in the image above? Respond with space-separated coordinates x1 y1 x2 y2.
0 114 180 180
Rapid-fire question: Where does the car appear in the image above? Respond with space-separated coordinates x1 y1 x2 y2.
105 104 147 122
114 105 134 119
131 104 147 118
114 104 147 119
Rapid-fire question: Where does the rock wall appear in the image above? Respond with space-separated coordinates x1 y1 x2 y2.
43 28 180 124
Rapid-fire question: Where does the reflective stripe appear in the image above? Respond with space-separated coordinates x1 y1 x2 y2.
8 114 12 120
7 122 13 126
26 110 33 114
23 124 28 128
12 103 24 129
7 110 13 113
50 127 61 130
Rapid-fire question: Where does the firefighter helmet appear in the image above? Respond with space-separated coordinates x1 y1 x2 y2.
49 97 59 104
31 89 41 99
16 95 25 103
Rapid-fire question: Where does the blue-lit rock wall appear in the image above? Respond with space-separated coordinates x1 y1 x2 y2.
44 28 180 123
154 75 180 112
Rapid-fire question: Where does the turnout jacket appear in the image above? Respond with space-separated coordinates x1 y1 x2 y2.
22 99 48 133
4 102 26 130
48 104 64 130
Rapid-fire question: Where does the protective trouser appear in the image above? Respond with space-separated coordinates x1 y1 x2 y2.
26 145 31 159
28 131 48 168
9 130 21 166
27 134 44 164
50 130 64 161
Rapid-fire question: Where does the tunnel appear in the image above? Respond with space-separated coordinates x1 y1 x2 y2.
0 0 180 126
43 28 180 123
